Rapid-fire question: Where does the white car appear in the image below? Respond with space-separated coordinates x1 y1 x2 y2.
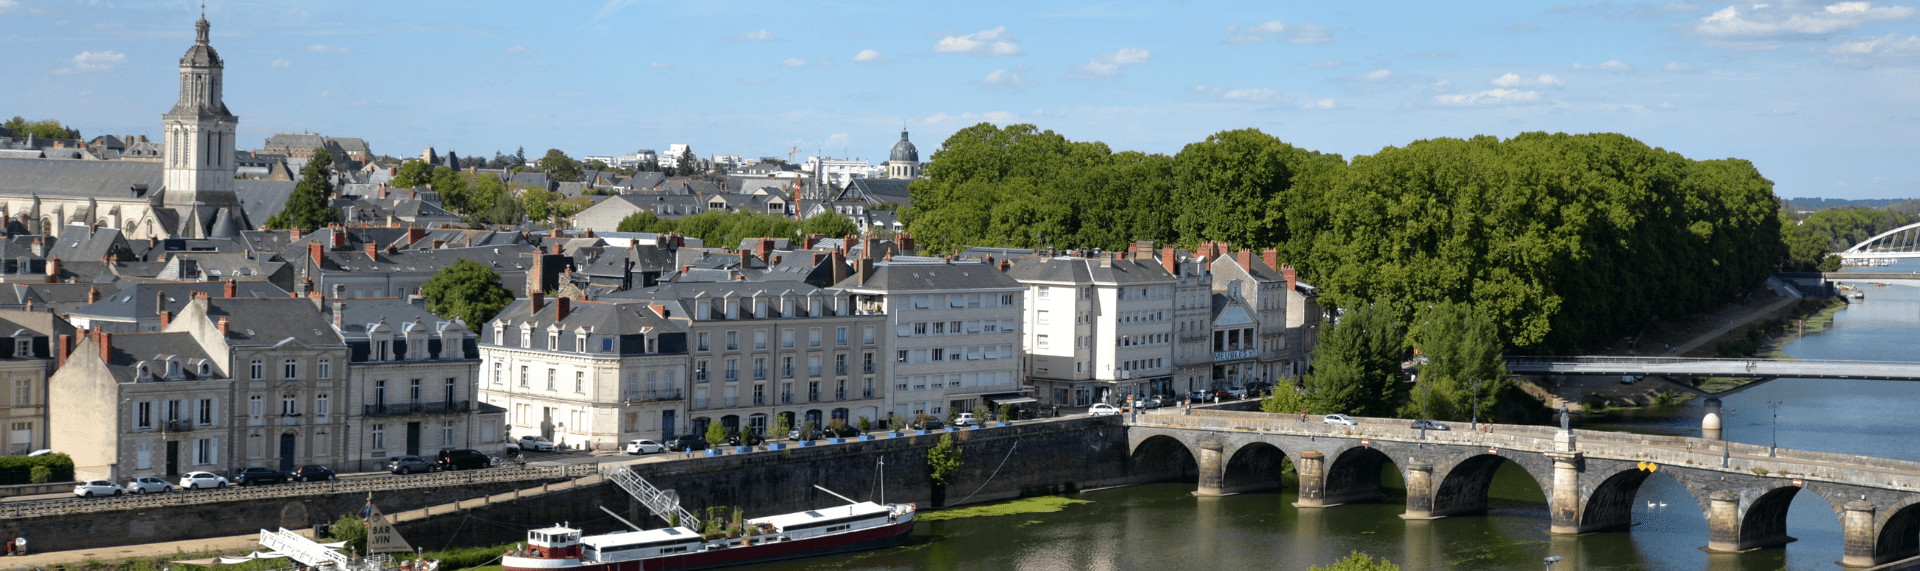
75 480 124 497
127 476 174 494
625 439 665 455
518 435 556 452
954 413 980 427
179 471 228 490
1323 414 1359 426
1088 403 1123 417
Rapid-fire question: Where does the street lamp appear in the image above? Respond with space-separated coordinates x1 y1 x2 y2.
1419 378 1431 439
1544 555 1563 570
1766 400 1782 457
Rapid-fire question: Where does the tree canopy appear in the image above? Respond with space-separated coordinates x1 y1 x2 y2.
264 148 340 232
3 117 80 140
616 209 854 249
539 148 582 183
421 259 515 327
1781 207 1918 271
389 159 432 188
1303 302 1405 418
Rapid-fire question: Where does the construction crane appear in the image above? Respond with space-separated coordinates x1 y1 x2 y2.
787 145 800 164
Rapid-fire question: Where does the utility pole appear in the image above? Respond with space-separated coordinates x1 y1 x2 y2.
1471 378 1482 432
1767 399 1782 457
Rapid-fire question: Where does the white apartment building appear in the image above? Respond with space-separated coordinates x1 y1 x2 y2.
834 259 1026 422
1007 253 1177 406
478 296 689 451
801 157 882 189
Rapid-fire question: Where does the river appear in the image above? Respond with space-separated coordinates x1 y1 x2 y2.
747 261 1920 571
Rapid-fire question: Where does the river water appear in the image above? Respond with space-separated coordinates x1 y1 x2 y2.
762 262 1920 571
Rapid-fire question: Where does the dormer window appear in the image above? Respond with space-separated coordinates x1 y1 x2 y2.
13 339 28 358
576 335 588 353
201 362 213 377
521 328 531 348
170 360 182 379
754 298 766 318
137 364 152 380
495 324 507 345
376 340 389 361
548 332 559 351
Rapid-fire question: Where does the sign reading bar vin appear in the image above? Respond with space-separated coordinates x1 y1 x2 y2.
366 505 414 554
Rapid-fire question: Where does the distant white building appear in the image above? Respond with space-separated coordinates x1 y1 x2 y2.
612 150 656 169
664 144 692 169
802 157 882 189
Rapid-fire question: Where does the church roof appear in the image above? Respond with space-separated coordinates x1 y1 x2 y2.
889 130 918 163
0 158 162 199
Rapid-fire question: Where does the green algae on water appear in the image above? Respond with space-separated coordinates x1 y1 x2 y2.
916 495 1092 522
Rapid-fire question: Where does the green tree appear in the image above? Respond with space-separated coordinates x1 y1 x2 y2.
1170 128 1319 249
1400 301 1508 422
3 117 80 140
799 420 817 441
390 159 432 188
1261 385 1316 416
704 421 729 449
1304 303 1406 417
772 414 792 442
420 259 516 326
800 212 858 238
539 148 582 182
927 432 962 486
617 211 661 233
584 159 609 171
265 148 341 232
329 513 367 555
857 416 872 433
429 166 469 209
1310 552 1401 571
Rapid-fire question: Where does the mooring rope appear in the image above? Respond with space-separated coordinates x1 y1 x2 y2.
953 440 1019 505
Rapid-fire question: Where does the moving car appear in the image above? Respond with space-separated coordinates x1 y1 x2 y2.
291 465 336 482
178 471 228 490
436 449 491 471
1323 414 1359 426
625 439 666 454
1088 403 1123 417
517 435 556 452
388 455 435 475
1410 419 1451 431
74 480 124 497
234 466 287 486
127 476 174 494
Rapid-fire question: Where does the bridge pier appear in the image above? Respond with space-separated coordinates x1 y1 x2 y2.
1843 499 1877 567
1702 398 1723 441
1400 461 1436 520
1291 450 1327 508
1548 451 1583 535
1194 440 1225 497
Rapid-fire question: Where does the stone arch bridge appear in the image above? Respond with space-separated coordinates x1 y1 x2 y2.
1130 409 1920 568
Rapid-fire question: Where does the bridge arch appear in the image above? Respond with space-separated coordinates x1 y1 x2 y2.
1581 467 1705 533
1730 484 1806 552
1321 445 1399 506
1128 433 1199 484
1428 453 1551 519
1875 497 1920 563
1220 441 1293 495
1842 221 1920 258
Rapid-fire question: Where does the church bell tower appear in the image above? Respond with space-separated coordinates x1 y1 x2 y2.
161 15 247 237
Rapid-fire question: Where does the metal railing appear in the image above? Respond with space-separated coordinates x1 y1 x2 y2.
862 388 874 399
809 366 822 377
625 389 682 402
835 389 847 401
164 420 193 432
781 392 793 404
724 396 738 407
601 466 698 529
693 398 709 410
0 464 595 519
363 400 470 417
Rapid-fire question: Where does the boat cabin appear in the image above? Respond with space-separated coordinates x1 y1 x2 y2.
525 525 583 559
579 527 703 563
749 502 895 541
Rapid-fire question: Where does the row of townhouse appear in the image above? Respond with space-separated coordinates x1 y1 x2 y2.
49 291 504 481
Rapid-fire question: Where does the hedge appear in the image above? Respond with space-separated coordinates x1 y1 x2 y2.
0 453 74 485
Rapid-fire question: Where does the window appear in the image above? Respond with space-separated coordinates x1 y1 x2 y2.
1037 311 1050 325
781 329 793 348
932 348 946 361
281 395 297 416
317 394 330 416
782 356 794 378
14 339 28 357
377 340 390 361
197 399 213 425
135 401 152 428
547 369 556 391
193 438 218 465
863 326 875 345
445 378 457 404
697 332 710 351
1000 294 1015 306
319 359 331 380
1038 286 1050 299
250 360 263 380
576 336 588 353
933 322 945 335
896 350 908 363
443 421 456 446
284 359 297 380
493 363 502 385
249 395 263 418
913 323 928 335
576 371 585 393
810 328 821 347
603 338 615 352
754 358 766 380
755 330 767 350
696 361 709 382
519 365 529 387
863 352 875 373
1037 335 1050 349
410 379 422 404
371 424 386 450
521 329 530 348
726 331 738 351
12 380 28 407
548 333 559 351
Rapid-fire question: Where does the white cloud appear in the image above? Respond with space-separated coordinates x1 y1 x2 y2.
931 26 1026 56
726 30 783 43
1302 99 1337 110
505 45 529 54
1190 85 1293 104
1335 68 1420 93
918 110 1025 125
1827 32 1920 65
595 0 642 19
54 50 126 74
1572 59 1634 71
1224 20 1335 44
308 44 351 54
0 0 18 12
976 65 1036 89
1693 2 1917 49
1071 48 1149 79
781 58 807 67
853 49 888 63
1665 61 1697 71
270 58 292 68
648 62 671 69
1490 73 1566 88
1433 89 1543 106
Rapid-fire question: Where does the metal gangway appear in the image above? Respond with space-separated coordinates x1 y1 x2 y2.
602 465 699 530
258 527 352 569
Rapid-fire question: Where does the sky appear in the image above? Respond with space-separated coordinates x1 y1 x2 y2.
5 0 1919 200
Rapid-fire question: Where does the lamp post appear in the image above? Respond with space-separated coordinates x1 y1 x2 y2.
1766 400 1782 457
1471 378 1483 432
1544 555 1563 570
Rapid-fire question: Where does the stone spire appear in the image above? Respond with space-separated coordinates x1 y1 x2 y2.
162 15 247 238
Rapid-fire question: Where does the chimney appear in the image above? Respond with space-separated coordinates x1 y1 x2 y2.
999 259 1011 271
290 226 302 240
1236 249 1252 270
680 264 692 275
1099 254 1112 268
88 287 100 303
332 301 345 329
856 258 874 286
550 242 563 255
648 304 668 318
804 234 823 249
862 237 879 260
829 251 849 284
555 297 571 321
224 279 237 298
365 243 377 261
1262 248 1278 272
531 291 545 314
1161 245 1177 276
309 242 324 269
407 226 424 244
57 334 70 367
1283 265 1297 294
756 238 774 261
218 317 230 338
894 233 914 254
431 239 444 249
739 248 753 268
160 310 172 328
331 228 346 248
98 332 112 363
46 257 60 283
378 184 387 199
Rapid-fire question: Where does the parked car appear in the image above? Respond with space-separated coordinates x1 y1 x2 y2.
1410 419 1451 431
909 416 947 430
127 476 174 494
436 449 491 471
74 480 124 497
517 435 556 452
388 455 435 475
823 423 860 438
666 434 707 452
1088 403 1123 417
178 471 228 490
291 465 336 482
1188 390 1210 402
953 413 981 427
625 439 666 454
1323 414 1359 426
234 466 288 486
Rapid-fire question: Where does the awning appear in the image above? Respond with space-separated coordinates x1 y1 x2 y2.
990 397 1039 405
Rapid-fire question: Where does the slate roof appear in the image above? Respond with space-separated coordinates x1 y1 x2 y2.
101 332 219 383
484 297 686 355
0 158 163 199
202 297 341 346
1003 256 1175 285
68 280 289 323
235 180 296 226
839 178 912 206
46 225 132 262
832 260 1021 292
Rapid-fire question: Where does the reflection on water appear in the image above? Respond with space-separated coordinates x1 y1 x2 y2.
761 261 1920 570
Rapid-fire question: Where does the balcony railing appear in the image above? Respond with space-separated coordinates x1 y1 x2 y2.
834 389 847 401
808 390 821 402
782 367 794 379
754 369 766 380
808 366 822 377
163 420 193 432
724 396 738 407
625 389 682 402
862 388 874 399
363 400 471 417
696 370 709 382
753 395 765 406
693 398 710 410
863 363 875 374
781 392 794 404
836 364 847 375
725 370 738 381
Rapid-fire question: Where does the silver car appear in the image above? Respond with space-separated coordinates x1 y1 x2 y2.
178 471 228 490
127 476 174 494
1323 414 1359 426
74 480 124 497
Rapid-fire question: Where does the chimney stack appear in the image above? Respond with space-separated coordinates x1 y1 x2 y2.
309 242 324 269
331 228 347 248
1283 265 1297 294
648 304 668 318
98 331 112 363
856 258 874 285
1262 248 1278 272
224 279 237 298
160 310 172 328
88 287 100 303
46 257 60 283
531 291 546 314
218 317 230 338
555 297 571 320
1161 245 1177 276
756 238 774 262
739 248 753 268
57 334 70 367
290 226 302 240
332 301 345 329
1236 249 1252 270
407 226 424 244
680 265 692 275
365 243 378 261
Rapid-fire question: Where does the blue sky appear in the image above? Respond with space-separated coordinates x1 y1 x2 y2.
6 0 1919 199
